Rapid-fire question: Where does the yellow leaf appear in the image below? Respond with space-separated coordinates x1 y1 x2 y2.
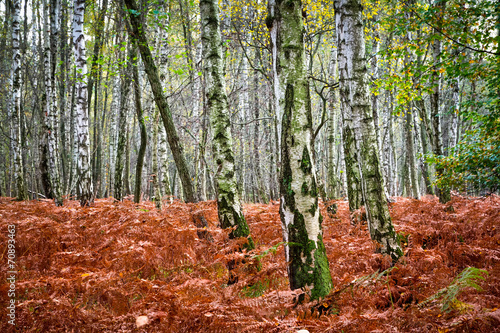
81 273 90 277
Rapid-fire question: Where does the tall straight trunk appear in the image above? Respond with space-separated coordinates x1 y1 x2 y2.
252 53 266 203
73 0 94 206
10 0 28 201
87 0 108 111
43 0 63 206
403 26 419 199
335 0 402 261
114 46 132 201
336 29 362 209
405 103 419 198
430 0 451 203
151 110 162 209
108 72 120 197
327 44 339 199
59 1 69 193
200 0 253 247
89 0 109 197
269 0 332 300
197 104 208 201
132 47 147 203
124 0 197 203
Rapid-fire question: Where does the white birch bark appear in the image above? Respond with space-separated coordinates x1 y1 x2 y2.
11 0 28 201
200 0 253 247
335 0 402 260
270 0 332 299
72 0 94 206
43 0 63 206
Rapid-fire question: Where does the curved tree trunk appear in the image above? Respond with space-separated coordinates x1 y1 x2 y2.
114 45 132 201
132 46 147 204
72 0 94 206
269 0 332 300
123 0 197 203
200 0 253 248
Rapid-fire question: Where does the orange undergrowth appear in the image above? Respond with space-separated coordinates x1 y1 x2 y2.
1 195 499 332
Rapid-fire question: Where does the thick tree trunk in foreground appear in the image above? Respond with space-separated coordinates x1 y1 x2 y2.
124 0 197 203
73 0 94 206
200 0 253 248
269 0 332 299
335 0 402 261
11 0 29 201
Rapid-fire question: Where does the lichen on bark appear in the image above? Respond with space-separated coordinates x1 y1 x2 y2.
272 0 333 300
200 0 253 249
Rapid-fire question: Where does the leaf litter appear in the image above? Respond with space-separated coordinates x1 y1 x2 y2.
0 194 499 332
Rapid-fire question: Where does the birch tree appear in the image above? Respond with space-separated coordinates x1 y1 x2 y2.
335 0 402 261
11 0 28 201
73 0 94 206
269 0 333 299
43 0 63 206
200 0 253 248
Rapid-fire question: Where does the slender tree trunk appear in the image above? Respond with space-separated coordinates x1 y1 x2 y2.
132 46 147 203
327 44 339 199
43 0 63 206
73 0 94 206
10 0 28 201
269 0 332 300
335 0 402 261
200 0 254 248
124 0 197 202
336 19 362 210
430 0 451 203
151 109 162 209
114 45 132 201
405 103 419 198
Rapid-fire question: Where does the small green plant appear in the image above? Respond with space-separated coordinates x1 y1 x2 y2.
419 267 488 312
240 280 270 298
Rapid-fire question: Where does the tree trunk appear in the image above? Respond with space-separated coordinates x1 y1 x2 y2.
335 0 402 261
336 23 362 210
123 0 197 203
151 109 162 209
132 46 147 204
200 0 254 248
114 45 132 201
10 0 28 201
430 0 451 203
269 0 332 300
73 0 94 206
327 44 339 199
43 0 63 206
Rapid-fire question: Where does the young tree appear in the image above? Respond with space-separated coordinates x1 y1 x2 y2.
335 0 402 261
269 0 333 299
131 46 147 204
200 0 254 248
73 0 94 206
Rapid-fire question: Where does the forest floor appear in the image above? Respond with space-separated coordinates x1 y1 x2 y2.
0 194 499 332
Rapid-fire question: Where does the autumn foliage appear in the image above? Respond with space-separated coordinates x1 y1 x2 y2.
1 195 499 332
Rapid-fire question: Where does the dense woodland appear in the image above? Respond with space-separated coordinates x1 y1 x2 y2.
0 0 499 331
